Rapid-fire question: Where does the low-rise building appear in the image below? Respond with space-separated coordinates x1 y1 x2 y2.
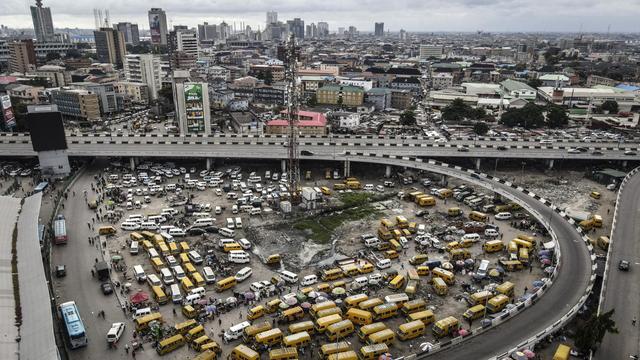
229 111 262 134
539 74 570 88
389 77 421 94
432 73 453 90
390 89 413 110
538 86 639 111
253 84 285 104
317 85 364 106
5 84 44 104
499 79 537 101
49 87 101 121
34 65 69 87
113 81 149 104
365 88 392 110
265 110 327 136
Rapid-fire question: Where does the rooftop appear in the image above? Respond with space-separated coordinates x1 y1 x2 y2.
318 85 364 93
500 79 536 92
539 74 570 81
267 110 327 127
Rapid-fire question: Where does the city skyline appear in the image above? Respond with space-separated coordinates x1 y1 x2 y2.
1 0 640 33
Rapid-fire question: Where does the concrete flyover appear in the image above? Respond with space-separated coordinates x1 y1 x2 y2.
596 167 640 359
0 133 639 162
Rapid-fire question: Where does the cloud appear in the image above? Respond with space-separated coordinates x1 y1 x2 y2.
1 0 640 32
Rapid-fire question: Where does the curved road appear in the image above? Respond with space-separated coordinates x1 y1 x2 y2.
597 170 640 359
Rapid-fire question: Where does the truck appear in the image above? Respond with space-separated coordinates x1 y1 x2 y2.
54 215 68 245
95 261 110 281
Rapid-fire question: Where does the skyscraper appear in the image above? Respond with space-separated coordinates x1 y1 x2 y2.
114 22 140 45
30 0 55 42
287 18 305 40
172 70 211 135
94 28 127 68
123 54 162 100
317 22 329 38
198 22 218 41
148 8 168 45
374 22 384 37
266 11 278 26
8 40 37 73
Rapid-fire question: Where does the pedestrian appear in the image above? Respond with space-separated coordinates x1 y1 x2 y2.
524 287 528 294
91 269 95 277
529 265 533 273
132 350 136 359
633 317 637 326
125 344 129 353
87 222 91 229
218 318 222 326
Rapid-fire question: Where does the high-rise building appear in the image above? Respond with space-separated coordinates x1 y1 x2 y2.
30 0 55 42
93 27 127 68
114 22 140 45
197 22 217 41
172 70 211 135
8 40 37 73
317 22 329 38
148 8 168 45
169 28 198 70
374 22 384 37
123 54 161 100
266 11 278 26
287 18 305 40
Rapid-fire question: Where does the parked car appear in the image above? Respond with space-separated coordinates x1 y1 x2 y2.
101 282 114 295
106 322 125 343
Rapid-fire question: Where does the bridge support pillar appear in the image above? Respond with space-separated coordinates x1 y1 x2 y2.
547 159 554 170
129 157 136 171
623 160 628 167
440 174 448 187
344 160 351 177
206 158 212 171
475 158 481 171
281 159 287 173
385 165 392 178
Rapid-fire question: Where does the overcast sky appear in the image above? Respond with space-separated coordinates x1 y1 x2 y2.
2 0 640 33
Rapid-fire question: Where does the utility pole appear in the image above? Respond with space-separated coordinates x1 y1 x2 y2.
285 33 301 204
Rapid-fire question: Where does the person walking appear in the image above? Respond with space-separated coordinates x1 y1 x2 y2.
125 344 129 354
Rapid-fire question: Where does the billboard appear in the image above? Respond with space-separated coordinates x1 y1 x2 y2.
184 83 205 133
27 110 67 151
149 13 162 44
1 95 16 129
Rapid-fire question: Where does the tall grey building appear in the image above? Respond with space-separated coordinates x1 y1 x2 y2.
197 22 218 41
114 22 140 45
286 18 305 40
148 8 168 45
317 22 329 38
266 11 278 26
374 22 384 37
30 0 55 42
94 27 127 68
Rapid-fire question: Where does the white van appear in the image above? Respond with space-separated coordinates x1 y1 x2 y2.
183 293 203 306
190 287 206 298
203 266 216 284
234 217 242 229
170 284 182 304
160 232 173 242
368 273 383 285
147 215 166 224
495 212 512 220
147 248 159 259
193 218 215 227
225 218 235 229
224 321 251 342
279 270 298 284
218 238 236 249
120 222 141 231
133 265 146 282
188 250 203 265
165 184 177 191
300 274 318 286
160 268 175 285
462 233 481 242
228 250 250 264
133 307 152 319
484 228 500 238
365 238 381 248
219 227 235 238
234 267 253 282
231 205 238 214
130 241 139 255
477 259 490 277
128 214 145 221
249 208 262 216
172 265 186 280
363 184 374 191
141 222 159 231
147 274 162 288
126 201 134 210
215 206 222 215
376 258 391 269
161 208 178 215
168 228 186 237
237 238 251 250
351 276 368 289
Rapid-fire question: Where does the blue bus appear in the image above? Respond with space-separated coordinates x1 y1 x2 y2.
59 301 88 349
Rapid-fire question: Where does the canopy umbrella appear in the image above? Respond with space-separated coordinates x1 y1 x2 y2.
205 305 216 313
316 291 328 298
197 298 208 305
488 269 501 278
544 267 555 274
522 350 536 358
458 328 469 337
532 280 544 288
279 302 290 309
441 262 453 270
300 302 312 309
111 255 123 262
285 297 297 306
511 352 527 360
332 287 346 295
315 296 328 303
307 291 318 299
244 292 255 300
464 259 475 266
379 353 393 360
334 299 343 305
541 258 552 265
419 342 434 351
129 291 149 304
455 260 465 267
296 293 307 302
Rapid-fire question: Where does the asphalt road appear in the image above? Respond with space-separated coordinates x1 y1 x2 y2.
52 166 126 359
596 171 640 359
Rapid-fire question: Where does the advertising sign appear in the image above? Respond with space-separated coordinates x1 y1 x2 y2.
149 13 161 44
1 95 16 129
184 84 204 133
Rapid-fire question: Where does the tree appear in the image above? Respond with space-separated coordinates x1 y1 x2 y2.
547 106 569 128
473 121 489 135
601 100 619 114
336 96 343 107
442 98 472 122
46 52 61 61
500 103 545 129
527 78 543 89
400 110 417 126
65 49 82 59
575 309 618 354
306 94 317 107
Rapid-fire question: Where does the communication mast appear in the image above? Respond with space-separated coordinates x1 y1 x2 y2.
284 34 301 203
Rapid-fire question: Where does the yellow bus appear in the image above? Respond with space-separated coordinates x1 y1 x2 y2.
398 320 426 340
190 271 206 287
169 242 179 255
357 322 387 341
395 215 409 228
179 241 190 253
463 305 486 322
366 328 395 345
346 308 373 326
380 218 393 229
486 294 509 313
316 307 343 319
215 276 237 292
140 230 155 239
142 239 154 250
130 232 144 242
179 252 190 264
254 328 283 346
269 347 298 360
186 325 205 342
401 298 427 315
432 277 448 296
199 342 221 355
283 331 311 347
372 303 398 321
182 305 197 319
496 281 515 299
359 298 384 311
311 301 337 318
135 312 163 331
281 306 305 322
193 350 218 360
315 313 343 333
327 350 357 360
345 294 369 309
432 267 455 285
152 286 168 305
150 257 164 272
321 268 344 281
553 344 571 360
190 335 213 352
341 263 359 277
181 277 194 292
319 342 350 359
406 309 436 325
247 305 265 321
388 274 406 290
326 319 355 341
230 344 259 360
288 320 314 335
358 344 389 360
184 262 197 274
469 211 488 222
321 186 331 196
156 334 185 355
468 290 493 306
483 240 504 253
243 321 272 342
432 316 459 338
174 319 198 335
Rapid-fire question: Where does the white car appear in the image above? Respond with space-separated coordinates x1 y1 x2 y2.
375 185 385 192
567 148 581 154
495 212 512 220
106 322 125 343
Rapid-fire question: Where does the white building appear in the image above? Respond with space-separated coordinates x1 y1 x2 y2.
337 77 372 91
539 74 570 88
172 70 211 135
431 73 453 90
176 30 199 58
420 45 444 60
538 86 639 111
208 66 231 81
337 112 361 129
123 54 162 100
499 79 537 101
